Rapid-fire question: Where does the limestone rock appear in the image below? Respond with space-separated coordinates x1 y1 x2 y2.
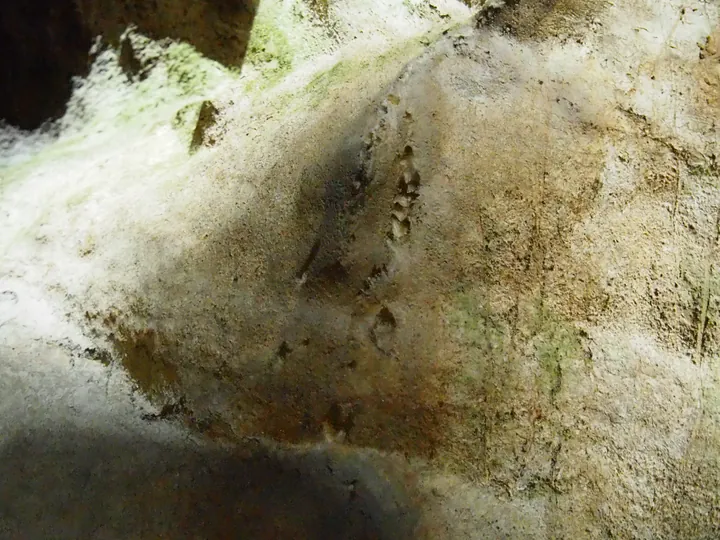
190 100 220 153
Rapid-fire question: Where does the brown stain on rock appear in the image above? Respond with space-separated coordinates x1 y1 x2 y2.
83 16 614 478
112 326 180 395
242 331 450 457
694 30 720 113
83 93 455 461
478 0 605 39
85 33 611 472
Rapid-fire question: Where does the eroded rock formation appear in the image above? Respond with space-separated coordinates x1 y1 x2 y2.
1 0 719 537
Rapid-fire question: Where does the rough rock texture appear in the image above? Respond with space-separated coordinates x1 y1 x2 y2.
190 100 221 152
0 260 421 540
0 0 256 129
2 0 720 538
75 0 258 66
475 0 602 37
1 1 470 538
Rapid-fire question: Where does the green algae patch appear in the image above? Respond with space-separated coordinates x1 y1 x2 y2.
450 291 587 402
171 102 202 145
299 33 431 108
0 134 89 195
304 59 362 105
163 43 221 97
59 31 234 142
245 22 294 86
110 40 230 129
528 301 586 401
242 2 300 92
452 294 510 354
65 185 94 210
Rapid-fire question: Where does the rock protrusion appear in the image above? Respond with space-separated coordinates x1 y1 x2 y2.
390 147 421 241
118 36 149 81
190 100 220 153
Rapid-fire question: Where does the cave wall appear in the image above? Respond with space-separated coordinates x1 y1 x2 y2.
74 0 258 67
0 0 257 130
0 0 92 130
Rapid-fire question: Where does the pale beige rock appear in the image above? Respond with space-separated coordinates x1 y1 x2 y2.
1 0 719 537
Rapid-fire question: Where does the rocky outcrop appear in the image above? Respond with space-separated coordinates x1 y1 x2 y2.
2 0 719 537
71 2 719 536
0 0 256 130
190 100 220 153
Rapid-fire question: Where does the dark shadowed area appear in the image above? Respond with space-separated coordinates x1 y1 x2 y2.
0 427 420 539
0 0 256 129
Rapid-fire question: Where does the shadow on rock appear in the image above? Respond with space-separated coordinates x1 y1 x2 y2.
0 427 420 539
83 75 454 460
0 0 257 129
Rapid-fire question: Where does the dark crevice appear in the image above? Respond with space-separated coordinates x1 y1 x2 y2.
0 0 92 129
297 239 322 280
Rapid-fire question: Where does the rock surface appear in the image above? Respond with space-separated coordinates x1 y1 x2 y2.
0 0 256 129
1 0 720 538
190 100 221 152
